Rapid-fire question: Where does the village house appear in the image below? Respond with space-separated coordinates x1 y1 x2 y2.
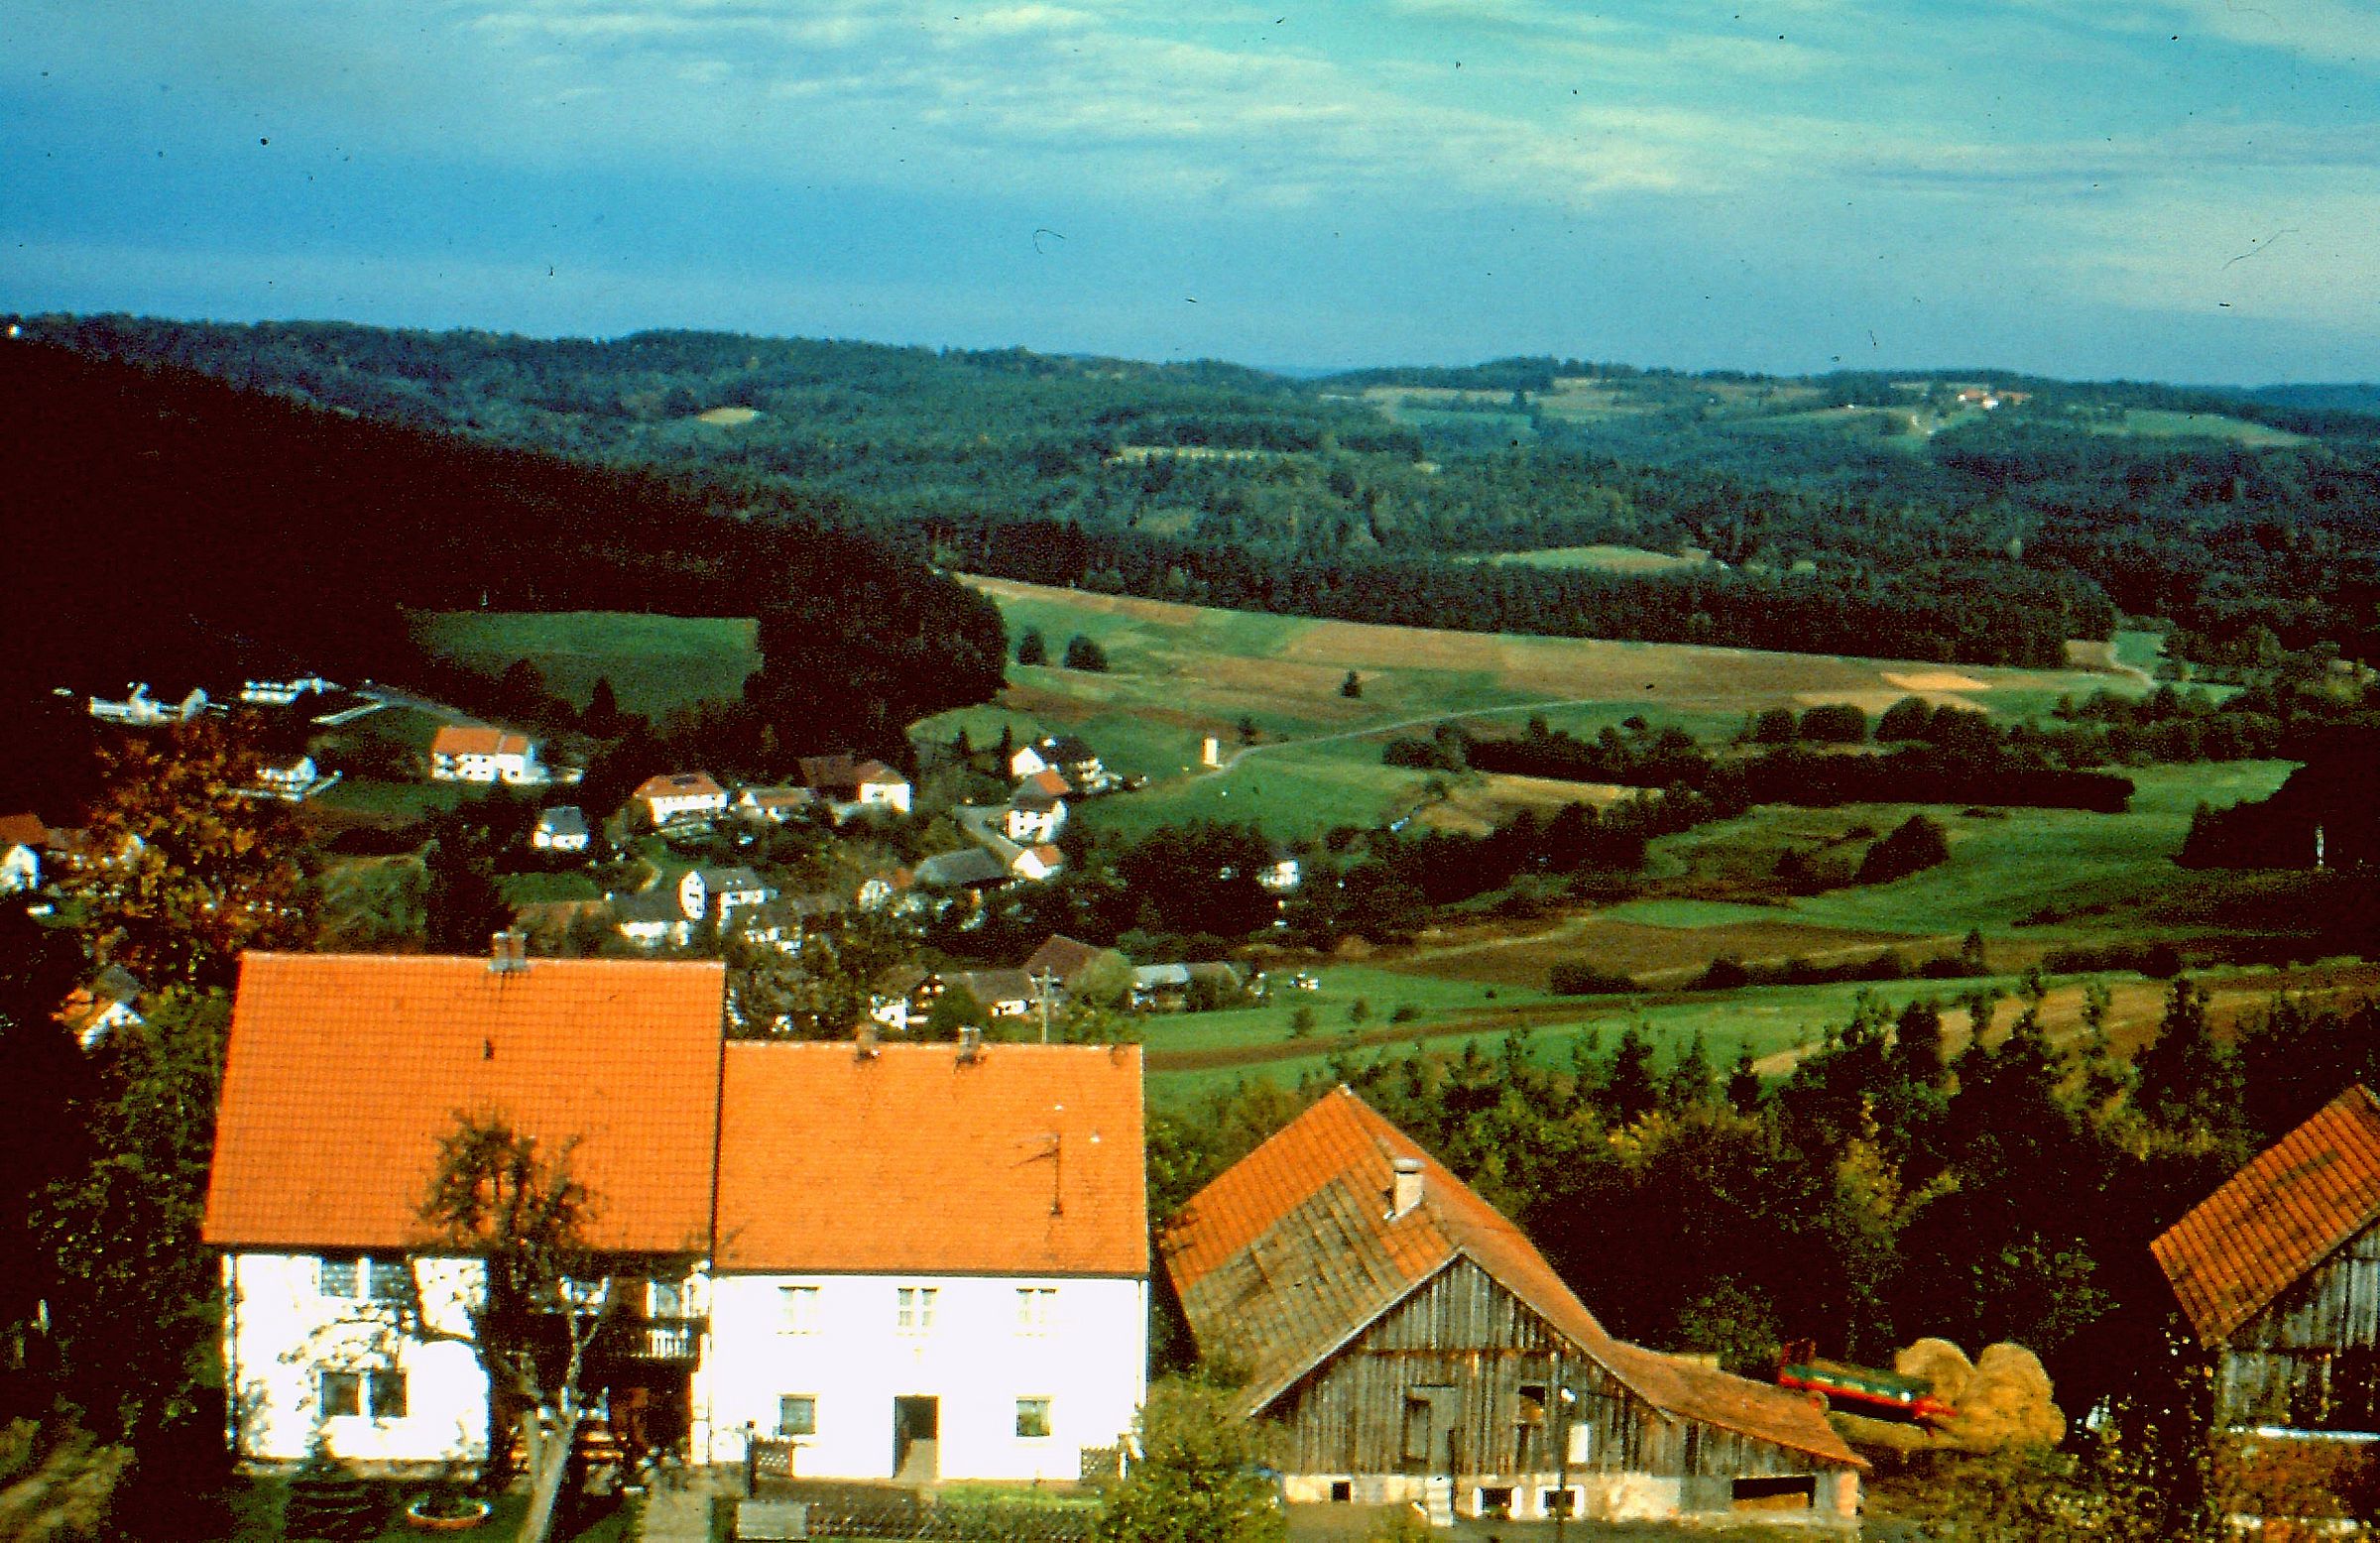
678 866 774 925
1021 934 1118 999
57 964 144 1051
201 950 1148 1481
797 756 913 819
914 847 1011 893
532 806 590 854
0 812 48 893
253 753 333 802
1164 1087 1864 1526
241 675 339 707
427 726 545 785
2154 1085 2380 1435
635 772 729 827
1130 961 1249 1012
1010 845 1065 883
1004 771 1070 845
734 785 815 824
1010 736 1108 792
87 682 207 725
612 889 696 950
944 969 1040 1023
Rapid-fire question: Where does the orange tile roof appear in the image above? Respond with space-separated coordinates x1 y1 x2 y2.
203 954 725 1255
431 725 531 758
1022 770 1071 798
636 772 725 800
0 812 50 847
2154 1086 2380 1345
717 1042 1145 1277
1165 1087 1861 1471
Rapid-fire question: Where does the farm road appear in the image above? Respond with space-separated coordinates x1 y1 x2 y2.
1211 694 1665 773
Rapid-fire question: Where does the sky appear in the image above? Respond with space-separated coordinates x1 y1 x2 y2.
3 1 2377 383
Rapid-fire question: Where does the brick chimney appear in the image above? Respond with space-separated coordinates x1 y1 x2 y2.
489 929 529 974
1390 1156 1425 1218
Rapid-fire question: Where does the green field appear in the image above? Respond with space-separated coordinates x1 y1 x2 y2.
409 611 760 718
2099 409 2311 447
1466 544 1709 574
929 577 2151 844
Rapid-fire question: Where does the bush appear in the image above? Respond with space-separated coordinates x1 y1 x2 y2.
1857 813 1953 885
1016 629 1047 665
1550 963 1639 995
1063 635 1110 671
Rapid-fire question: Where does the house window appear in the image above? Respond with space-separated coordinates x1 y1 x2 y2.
1015 1287 1057 1334
650 1277 686 1318
319 1370 362 1417
779 1285 820 1334
319 1368 404 1418
318 1255 408 1301
1015 1398 1052 1439
895 1287 937 1333
777 1395 817 1437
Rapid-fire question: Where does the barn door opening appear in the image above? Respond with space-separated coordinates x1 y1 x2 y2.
892 1396 940 1484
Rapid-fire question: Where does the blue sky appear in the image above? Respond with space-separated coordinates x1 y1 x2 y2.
3 0 2376 382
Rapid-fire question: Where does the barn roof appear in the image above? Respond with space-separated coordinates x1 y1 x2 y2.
2154 1085 2380 1345
431 725 533 758
715 1041 1145 1276
1163 1086 1861 1470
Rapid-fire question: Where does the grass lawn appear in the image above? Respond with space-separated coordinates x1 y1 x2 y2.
410 610 760 718
310 777 465 822
501 870 602 904
1465 544 1707 574
2102 409 2311 447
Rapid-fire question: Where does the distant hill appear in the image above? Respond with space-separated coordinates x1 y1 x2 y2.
0 338 1005 755
18 314 2380 672
2228 383 2380 418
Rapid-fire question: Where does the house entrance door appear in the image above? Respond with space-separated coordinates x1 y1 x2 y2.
892 1396 939 1484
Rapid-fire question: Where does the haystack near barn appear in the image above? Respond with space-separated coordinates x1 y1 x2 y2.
1162 1087 1863 1526
2156 1086 2380 1433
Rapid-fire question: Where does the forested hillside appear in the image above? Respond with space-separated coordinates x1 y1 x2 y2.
0 341 1005 772
21 315 2380 670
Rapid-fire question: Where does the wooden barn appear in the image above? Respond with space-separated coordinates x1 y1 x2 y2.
1162 1087 1864 1526
2155 1085 2380 1433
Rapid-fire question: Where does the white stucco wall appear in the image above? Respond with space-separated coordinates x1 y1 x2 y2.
224 1252 491 1464
694 1273 1147 1482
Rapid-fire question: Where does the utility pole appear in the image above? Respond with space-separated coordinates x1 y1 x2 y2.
1030 969 1057 1044
1553 1357 1573 1543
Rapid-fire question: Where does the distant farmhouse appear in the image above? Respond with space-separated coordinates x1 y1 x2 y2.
636 772 729 827
428 725 546 785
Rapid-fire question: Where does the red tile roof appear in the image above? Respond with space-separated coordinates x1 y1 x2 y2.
203 954 725 1254
636 772 725 800
717 1041 1145 1277
1022 770 1071 798
0 812 50 848
2154 1086 2380 1345
1023 935 1107 986
432 725 532 758
1165 1087 1861 1470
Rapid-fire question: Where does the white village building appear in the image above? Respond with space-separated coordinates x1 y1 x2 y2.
202 951 1148 1480
428 726 546 785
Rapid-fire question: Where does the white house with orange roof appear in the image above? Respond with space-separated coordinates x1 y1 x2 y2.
202 948 1148 1480
427 725 545 785
634 772 728 826
696 1039 1147 1482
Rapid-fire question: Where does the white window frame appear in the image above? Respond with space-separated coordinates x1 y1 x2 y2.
778 1284 821 1334
1015 1286 1057 1335
895 1286 937 1334
318 1254 410 1302
1014 1396 1053 1440
776 1394 817 1438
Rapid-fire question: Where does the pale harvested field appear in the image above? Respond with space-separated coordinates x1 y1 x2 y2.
1412 773 1638 835
1883 670 1989 692
694 406 762 425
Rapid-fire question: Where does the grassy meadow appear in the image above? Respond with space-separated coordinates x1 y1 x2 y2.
926 576 2158 844
409 610 760 718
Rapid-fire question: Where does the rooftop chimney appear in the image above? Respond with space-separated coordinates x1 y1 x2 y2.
856 1020 881 1059
1390 1156 1425 1219
489 929 529 974
958 1024 984 1063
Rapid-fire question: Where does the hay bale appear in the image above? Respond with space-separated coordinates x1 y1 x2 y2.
1831 1409 1932 1462
1893 1338 1975 1410
1943 1342 2065 1454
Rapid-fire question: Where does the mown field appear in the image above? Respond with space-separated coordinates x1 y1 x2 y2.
930 576 2153 844
409 610 760 718
1462 543 1710 573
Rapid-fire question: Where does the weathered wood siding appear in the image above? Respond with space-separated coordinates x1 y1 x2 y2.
2224 1224 2380 1431
1268 1258 1818 1488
